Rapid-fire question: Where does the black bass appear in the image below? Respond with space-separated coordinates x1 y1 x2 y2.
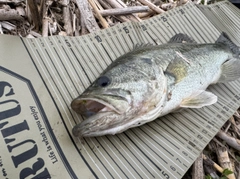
71 33 240 137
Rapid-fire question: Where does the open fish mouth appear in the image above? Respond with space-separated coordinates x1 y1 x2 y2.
71 93 131 115
71 97 117 117
71 95 131 137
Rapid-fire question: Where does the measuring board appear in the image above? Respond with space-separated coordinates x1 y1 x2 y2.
0 1 240 179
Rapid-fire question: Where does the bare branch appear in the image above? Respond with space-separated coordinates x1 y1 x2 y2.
99 6 149 16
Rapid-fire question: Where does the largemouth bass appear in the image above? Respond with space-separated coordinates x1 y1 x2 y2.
71 33 240 137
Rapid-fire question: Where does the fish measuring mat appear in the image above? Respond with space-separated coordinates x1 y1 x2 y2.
1 1 240 179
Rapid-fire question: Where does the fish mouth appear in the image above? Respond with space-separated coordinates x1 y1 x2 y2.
71 94 131 137
71 94 130 116
72 111 121 137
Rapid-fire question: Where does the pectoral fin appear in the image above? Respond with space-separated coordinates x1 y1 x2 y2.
180 90 217 108
218 58 240 83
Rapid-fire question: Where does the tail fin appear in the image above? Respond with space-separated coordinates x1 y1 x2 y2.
216 32 240 56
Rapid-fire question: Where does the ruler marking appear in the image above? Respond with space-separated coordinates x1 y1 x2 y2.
106 136 143 179
124 133 165 178
61 46 89 89
138 128 186 172
132 129 168 164
35 48 78 130
83 138 114 179
68 37 99 81
70 48 92 84
146 123 180 150
44 49 74 99
155 121 185 145
100 43 114 62
52 47 79 93
45 37 79 94
140 127 174 157
22 39 82 179
52 36 84 92
73 37 104 76
93 42 111 67
25 39 82 126
95 137 129 179
115 135 156 178
185 7 214 43
131 129 181 178
163 116 192 140
105 37 122 59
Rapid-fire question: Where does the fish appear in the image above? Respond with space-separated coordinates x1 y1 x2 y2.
71 32 240 138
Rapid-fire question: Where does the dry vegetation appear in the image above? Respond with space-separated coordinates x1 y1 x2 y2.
0 0 239 178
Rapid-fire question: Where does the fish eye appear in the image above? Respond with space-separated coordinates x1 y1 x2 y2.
96 76 111 87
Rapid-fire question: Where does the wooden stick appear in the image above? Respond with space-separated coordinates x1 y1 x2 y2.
41 0 48 37
229 116 240 138
217 130 240 151
62 0 73 35
88 0 109 28
99 6 149 16
137 0 165 14
0 21 16 31
97 0 129 22
27 0 41 31
0 6 24 21
75 0 100 33
93 0 113 26
74 7 81 35
192 153 204 179
203 154 225 173
105 0 141 22
216 147 236 179
224 120 232 133
138 10 155 18
161 2 176 10
115 0 142 21
0 0 24 4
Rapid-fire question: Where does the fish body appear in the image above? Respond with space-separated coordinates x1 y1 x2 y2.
71 33 240 137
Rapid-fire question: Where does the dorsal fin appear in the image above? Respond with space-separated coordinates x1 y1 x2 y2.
168 33 197 44
216 32 240 56
132 43 154 51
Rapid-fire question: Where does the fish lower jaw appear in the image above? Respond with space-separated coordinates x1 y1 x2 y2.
75 116 152 137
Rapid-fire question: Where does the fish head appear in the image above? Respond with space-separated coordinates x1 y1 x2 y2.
71 56 168 137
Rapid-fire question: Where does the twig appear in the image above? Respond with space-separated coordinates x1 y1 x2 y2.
99 6 149 16
137 0 165 14
0 21 16 31
75 0 100 33
161 2 176 10
88 0 109 28
224 120 232 133
27 0 41 31
0 23 3 34
62 0 73 35
203 154 225 173
41 0 48 37
230 116 240 138
217 130 240 151
97 0 128 22
0 0 24 4
192 153 204 179
0 5 24 21
79 8 88 35
203 155 220 179
105 0 141 22
138 10 155 19
93 0 113 26
216 147 236 179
